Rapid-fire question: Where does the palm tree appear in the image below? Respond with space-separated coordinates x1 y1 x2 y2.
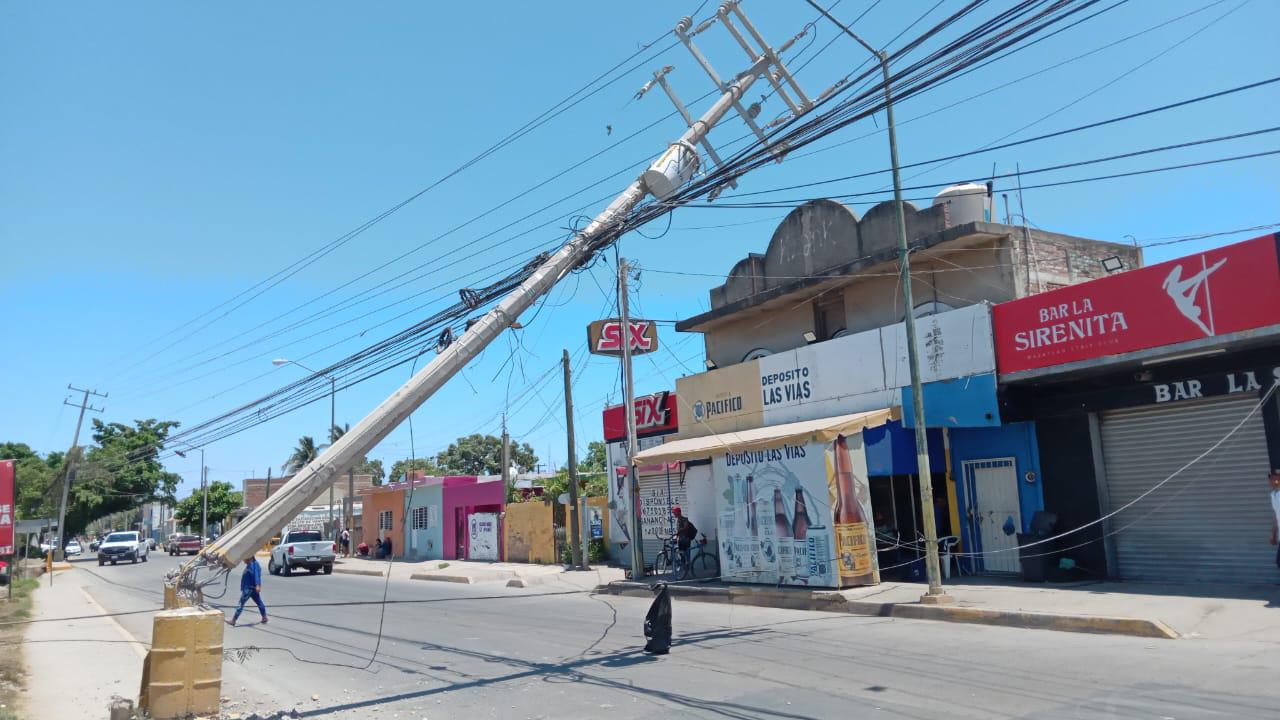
329 423 350 444
283 436 319 474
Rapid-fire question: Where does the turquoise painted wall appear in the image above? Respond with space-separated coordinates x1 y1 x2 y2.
405 484 443 560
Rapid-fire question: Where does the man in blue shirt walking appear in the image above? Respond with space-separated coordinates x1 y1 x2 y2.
230 555 267 626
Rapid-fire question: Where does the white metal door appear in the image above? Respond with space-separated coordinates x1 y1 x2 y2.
964 458 1022 573
638 467 687 568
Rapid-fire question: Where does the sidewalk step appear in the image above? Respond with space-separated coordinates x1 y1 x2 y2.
599 581 1178 640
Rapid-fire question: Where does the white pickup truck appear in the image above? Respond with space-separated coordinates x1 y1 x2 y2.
97 530 149 566
268 529 335 576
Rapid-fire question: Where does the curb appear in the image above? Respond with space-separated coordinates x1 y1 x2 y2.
599 582 1178 640
411 573 474 584
333 567 385 577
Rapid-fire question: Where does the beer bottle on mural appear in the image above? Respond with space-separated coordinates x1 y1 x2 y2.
832 434 874 585
746 475 758 537
772 488 793 582
792 487 810 584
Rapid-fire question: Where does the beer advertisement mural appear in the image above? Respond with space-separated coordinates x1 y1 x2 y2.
712 433 877 588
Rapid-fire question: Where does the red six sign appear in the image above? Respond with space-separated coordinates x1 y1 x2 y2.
587 318 659 357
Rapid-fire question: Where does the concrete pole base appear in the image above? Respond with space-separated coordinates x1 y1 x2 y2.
919 591 955 605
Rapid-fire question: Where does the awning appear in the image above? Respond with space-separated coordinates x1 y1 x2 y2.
632 407 900 465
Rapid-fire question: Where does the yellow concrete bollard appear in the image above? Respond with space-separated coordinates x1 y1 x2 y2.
139 606 224 720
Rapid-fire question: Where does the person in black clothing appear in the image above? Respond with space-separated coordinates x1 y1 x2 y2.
643 582 672 654
672 506 697 575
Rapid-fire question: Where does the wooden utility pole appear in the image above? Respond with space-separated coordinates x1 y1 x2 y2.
562 349 583 569
54 385 105 564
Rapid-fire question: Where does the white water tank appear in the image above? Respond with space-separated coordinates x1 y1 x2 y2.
643 141 700 200
932 183 989 226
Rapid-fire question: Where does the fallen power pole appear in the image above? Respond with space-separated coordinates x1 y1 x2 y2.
182 3 813 593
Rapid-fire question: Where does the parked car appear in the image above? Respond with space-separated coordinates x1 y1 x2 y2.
38 539 53 554
165 533 178 551
89 538 101 551
65 540 83 556
268 529 335 576
97 531 149 566
169 534 202 556
148 538 158 550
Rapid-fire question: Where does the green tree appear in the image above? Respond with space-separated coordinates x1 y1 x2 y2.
0 442 63 518
387 457 441 484
283 436 320 474
435 434 537 476
64 419 182 537
173 481 242 529
581 441 607 472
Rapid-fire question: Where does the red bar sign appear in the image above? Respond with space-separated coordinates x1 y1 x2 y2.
993 235 1280 374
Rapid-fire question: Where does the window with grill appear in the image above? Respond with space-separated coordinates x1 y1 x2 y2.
378 510 393 530
411 505 430 530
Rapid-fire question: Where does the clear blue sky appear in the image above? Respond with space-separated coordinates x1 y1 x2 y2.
3 1 1277 503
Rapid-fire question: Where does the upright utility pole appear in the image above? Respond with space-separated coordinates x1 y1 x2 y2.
328 375 336 540
55 385 106 563
264 467 272 504
200 12 793 575
501 415 511 492
347 466 355 555
201 464 209 543
805 0 950 603
562 349 583 570
618 258 644 579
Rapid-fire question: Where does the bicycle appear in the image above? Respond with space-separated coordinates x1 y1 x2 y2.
653 534 721 581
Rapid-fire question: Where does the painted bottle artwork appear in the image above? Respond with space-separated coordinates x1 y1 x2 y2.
831 434 875 585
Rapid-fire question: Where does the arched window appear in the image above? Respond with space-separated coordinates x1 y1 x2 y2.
742 347 773 362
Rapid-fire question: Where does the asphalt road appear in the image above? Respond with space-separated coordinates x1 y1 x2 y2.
72 553 1280 719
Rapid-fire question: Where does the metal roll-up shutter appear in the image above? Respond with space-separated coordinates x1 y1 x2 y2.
637 467 687 568
1099 394 1272 583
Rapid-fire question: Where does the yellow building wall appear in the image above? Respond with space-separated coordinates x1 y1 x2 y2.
586 496 610 548
504 501 556 564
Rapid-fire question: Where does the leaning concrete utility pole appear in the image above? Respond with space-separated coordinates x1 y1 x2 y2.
805 0 951 604
193 59 773 580
54 385 105 563
186 5 820 594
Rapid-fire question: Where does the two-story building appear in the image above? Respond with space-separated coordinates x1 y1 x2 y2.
631 189 1139 585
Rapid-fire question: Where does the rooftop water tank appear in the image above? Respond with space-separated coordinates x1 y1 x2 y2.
932 182 989 226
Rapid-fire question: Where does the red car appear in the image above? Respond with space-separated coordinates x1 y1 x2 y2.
168 534 202 556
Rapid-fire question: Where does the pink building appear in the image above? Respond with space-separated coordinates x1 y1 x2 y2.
442 476 505 561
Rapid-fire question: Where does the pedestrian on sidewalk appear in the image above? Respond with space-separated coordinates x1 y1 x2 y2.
340 528 351 557
672 506 697 575
230 555 267 626
1269 470 1280 569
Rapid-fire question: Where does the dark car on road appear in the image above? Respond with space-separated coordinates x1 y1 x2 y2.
169 534 202 556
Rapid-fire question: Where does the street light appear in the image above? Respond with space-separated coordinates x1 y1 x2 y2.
273 358 339 540
804 0 951 604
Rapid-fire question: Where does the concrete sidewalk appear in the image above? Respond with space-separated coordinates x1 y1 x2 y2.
24 567 147 718
603 576 1280 640
332 556 625 588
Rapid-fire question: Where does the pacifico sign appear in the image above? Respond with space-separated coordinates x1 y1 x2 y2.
993 235 1280 374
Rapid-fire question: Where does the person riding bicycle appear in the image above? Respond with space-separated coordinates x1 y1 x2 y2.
672 506 697 574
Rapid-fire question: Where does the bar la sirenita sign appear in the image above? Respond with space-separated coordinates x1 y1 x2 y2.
1152 365 1280 404
1012 298 1129 352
